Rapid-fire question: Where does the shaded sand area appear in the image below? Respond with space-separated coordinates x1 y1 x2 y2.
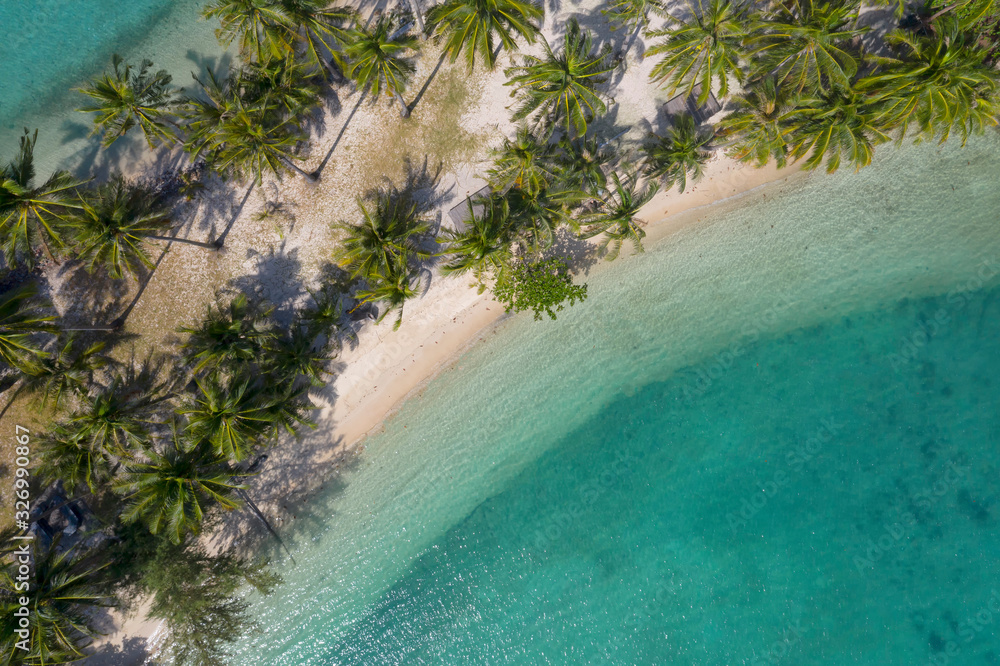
0 0 811 660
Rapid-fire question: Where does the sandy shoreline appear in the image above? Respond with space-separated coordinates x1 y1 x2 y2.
84 153 806 663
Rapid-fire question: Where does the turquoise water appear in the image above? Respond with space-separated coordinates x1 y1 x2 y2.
0 0 223 176
228 134 1000 665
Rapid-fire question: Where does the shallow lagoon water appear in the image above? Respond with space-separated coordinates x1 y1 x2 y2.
227 133 1000 665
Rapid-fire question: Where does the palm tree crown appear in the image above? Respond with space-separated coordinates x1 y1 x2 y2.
334 190 431 280
0 283 57 375
581 171 660 260
0 129 83 268
642 112 715 192
718 76 796 168
70 175 174 280
859 19 1000 143
343 15 420 117
647 0 750 103
77 54 179 148
114 432 248 544
505 18 616 137
748 0 867 94
1 541 110 664
427 0 544 71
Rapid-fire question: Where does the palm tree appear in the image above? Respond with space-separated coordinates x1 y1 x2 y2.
641 112 714 192
71 176 218 280
507 184 583 251
646 0 750 103
180 69 242 163
195 95 316 182
717 76 795 167
858 20 1000 144
19 335 110 410
180 293 277 375
0 283 57 375
505 18 616 137
179 374 290 462
550 133 616 195
354 257 421 330
343 15 420 118
487 125 557 195
440 194 515 285
265 327 336 387
63 380 160 460
239 57 323 118
786 85 891 172
334 190 432 279
77 54 179 148
0 541 110 665
581 171 659 260
747 0 867 94
426 0 544 71
276 0 357 77
602 0 668 53
36 425 116 494
0 129 83 268
203 0 291 63
114 432 249 544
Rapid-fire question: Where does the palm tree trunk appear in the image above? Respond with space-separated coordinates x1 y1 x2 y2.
38 233 59 265
395 91 411 118
279 156 318 182
406 0 426 35
147 234 220 250
928 2 960 21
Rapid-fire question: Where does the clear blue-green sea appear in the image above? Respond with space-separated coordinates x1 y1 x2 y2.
4 3 1000 665
226 134 1000 665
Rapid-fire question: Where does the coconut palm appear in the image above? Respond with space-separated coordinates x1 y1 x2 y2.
0 129 84 268
265 327 336 387
195 94 315 182
114 431 250 544
581 171 659 260
0 283 57 375
203 0 292 63
334 190 432 279
747 0 867 94
179 374 292 462
440 194 515 285
550 133 616 195
858 20 1000 144
505 18 615 137
20 335 110 410
646 0 750 103
426 0 544 71
239 56 323 118
717 76 796 167
77 54 180 148
180 293 278 375
276 0 357 77
0 541 110 665
36 425 116 494
63 376 166 460
71 176 218 280
602 0 669 53
180 69 242 162
354 256 421 330
641 112 714 191
488 125 558 195
786 85 891 172
344 15 420 118
507 184 583 251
